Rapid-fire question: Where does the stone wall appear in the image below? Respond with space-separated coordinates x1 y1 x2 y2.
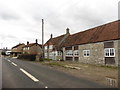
114 40 119 66
63 40 119 66
78 42 105 65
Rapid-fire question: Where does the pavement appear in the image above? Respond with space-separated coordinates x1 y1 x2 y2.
2 57 108 88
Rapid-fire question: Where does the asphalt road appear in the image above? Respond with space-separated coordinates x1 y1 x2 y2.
2 57 108 88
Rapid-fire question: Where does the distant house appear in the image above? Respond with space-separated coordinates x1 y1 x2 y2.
23 39 42 55
44 28 70 60
11 43 25 57
0 49 2 57
62 20 120 66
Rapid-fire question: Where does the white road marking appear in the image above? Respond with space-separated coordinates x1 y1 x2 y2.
11 62 17 66
7 60 11 62
45 86 48 88
20 68 39 82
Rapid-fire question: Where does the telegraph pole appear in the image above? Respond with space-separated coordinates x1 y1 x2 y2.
42 19 44 60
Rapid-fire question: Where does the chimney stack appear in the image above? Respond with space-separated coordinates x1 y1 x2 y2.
66 28 70 34
27 41 29 45
50 34 53 39
35 39 38 46
36 39 38 44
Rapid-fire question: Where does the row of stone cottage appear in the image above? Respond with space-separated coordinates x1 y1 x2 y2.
11 20 120 66
11 39 42 57
44 20 120 66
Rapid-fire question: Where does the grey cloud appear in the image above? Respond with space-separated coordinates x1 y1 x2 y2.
0 34 18 40
0 12 20 20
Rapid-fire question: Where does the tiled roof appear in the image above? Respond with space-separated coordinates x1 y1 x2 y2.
62 20 120 47
44 34 66 46
12 43 25 49
23 43 42 48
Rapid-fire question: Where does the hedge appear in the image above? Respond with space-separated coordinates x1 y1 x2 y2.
18 54 37 61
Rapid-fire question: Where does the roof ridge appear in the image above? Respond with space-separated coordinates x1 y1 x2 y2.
52 34 66 39
62 20 119 47
70 20 119 36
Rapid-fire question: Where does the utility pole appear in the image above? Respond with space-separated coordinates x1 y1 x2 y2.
42 19 44 60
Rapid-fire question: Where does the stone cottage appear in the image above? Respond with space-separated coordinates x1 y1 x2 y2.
44 28 70 60
62 20 120 66
23 39 42 55
11 43 25 57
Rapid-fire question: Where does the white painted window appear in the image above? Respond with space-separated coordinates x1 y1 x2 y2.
45 53 47 56
83 50 90 57
49 45 53 49
104 48 115 57
74 50 79 56
52 51 57 56
66 50 73 56
23 48 25 50
58 51 62 56
49 52 53 56
45 46 47 50
28 47 30 50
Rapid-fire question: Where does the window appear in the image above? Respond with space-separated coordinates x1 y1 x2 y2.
45 46 47 50
52 52 56 56
49 45 53 49
83 50 90 57
28 47 30 50
74 50 79 56
58 51 62 56
49 52 53 56
45 53 47 56
23 48 25 50
104 48 115 57
66 50 73 56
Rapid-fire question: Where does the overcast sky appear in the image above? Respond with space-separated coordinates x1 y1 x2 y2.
0 0 119 49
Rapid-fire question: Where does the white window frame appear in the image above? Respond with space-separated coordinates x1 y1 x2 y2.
49 52 53 56
58 51 62 56
23 48 25 50
83 50 90 57
104 48 115 57
45 46 47 50
66 50 73 56
28 47 30 50
49 45 53 49
74 50 79 56
45 53 47 56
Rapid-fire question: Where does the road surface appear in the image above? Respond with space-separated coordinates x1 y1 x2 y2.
2 57 108 88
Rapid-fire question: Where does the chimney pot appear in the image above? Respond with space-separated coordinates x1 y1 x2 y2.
35 39 38 46
50 34 53 38
66 28 70 34
27 41 29 45
36 39 38 44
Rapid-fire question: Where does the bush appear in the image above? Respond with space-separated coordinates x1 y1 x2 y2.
18 54 37 61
